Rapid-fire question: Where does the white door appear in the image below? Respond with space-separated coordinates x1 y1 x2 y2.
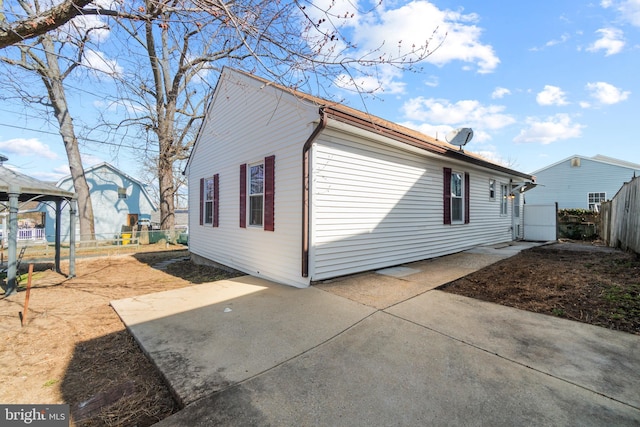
523 204 557 241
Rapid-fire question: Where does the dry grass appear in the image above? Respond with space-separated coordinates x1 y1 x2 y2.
0 246 241 426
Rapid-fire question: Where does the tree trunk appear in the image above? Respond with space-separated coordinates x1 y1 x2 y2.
158 155 175 231
41 37 95 241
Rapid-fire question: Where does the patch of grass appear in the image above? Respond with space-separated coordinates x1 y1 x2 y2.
551 308 566 317
43 379 59 388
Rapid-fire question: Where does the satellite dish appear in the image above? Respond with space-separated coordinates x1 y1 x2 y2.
445 128 474 150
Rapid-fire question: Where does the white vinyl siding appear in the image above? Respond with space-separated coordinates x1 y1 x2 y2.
309 130 515 280
187 70 316 287
526 157 640 209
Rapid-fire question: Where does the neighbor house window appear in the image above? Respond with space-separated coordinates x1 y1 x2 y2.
588 192 606 211
443 168 470 225
489 179 496 200
240 156 275 231
249 163 264 226
199 174 219 227
118 187 127 199
500 183 508 215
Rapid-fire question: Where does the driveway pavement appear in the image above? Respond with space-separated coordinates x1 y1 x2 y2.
110 242 640 426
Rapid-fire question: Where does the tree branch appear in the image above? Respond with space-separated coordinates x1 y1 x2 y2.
0 1 145 49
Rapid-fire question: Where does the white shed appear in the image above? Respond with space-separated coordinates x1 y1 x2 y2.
43 162 157 241
186 68 536 288
525 155 640 211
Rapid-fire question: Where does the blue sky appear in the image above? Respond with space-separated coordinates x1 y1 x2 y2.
0 0 638 184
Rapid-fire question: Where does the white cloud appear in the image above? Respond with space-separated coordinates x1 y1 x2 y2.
492 87 511 99
536 85 569 106
400 97 515 146
311 0 499 89
424 76 439 87
401 97 515 131
587 28 625 55
600 0 640 26
82 49 123 77
334 68 406 94
585 81 630 104
81 153 105 167
546 33 570 47
514 114 584 144
0 138 58 159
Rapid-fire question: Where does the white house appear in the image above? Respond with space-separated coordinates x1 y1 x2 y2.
525 155 640 211
43 162 157 241
185 68 536 288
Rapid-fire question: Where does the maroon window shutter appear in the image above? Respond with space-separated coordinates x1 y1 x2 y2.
443 168 451 225
213 173 220 227
199 178 204 226
240 164 247 228
264 155 275 231
464 172 470 224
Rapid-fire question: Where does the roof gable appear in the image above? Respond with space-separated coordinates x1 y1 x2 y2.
532 155 640 175
57 162 157 210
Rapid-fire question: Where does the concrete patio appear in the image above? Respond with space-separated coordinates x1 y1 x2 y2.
110 242 640 426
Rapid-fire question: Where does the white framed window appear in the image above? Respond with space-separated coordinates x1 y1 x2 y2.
203 177 214 224
588 192 606 211
500 183 508 215
117 187 127 199
249 162 264 226
451 171 464 223
489 179 496 200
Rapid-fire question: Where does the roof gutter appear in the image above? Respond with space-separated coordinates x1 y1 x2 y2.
302 108 327 278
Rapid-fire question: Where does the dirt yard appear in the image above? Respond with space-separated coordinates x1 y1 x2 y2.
1 241 638 426
0 245 241 427
441 241 640 335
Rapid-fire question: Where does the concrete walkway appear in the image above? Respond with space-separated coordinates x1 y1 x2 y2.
110 242 640 426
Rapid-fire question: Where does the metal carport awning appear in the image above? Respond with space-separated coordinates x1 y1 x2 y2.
0 165 77 297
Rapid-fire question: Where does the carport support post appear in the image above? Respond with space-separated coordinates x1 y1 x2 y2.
5 187 19 296
55 199 61 274
69 199 76 278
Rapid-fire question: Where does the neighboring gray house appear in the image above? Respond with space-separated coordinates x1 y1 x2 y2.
525 155 640 211
42 162 157 241
185 68 536 288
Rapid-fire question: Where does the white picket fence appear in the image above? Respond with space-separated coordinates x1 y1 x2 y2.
18 228 46 241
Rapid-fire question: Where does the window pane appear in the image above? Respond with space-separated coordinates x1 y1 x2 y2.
205 178 214 201
451 173 462 197
451 198 462 222
205 201 213 224
250 164 264 195
250 195 263 226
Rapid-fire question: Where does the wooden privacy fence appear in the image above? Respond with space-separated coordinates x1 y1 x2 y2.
600 175 640 253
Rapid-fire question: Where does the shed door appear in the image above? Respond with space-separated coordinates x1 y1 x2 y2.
523 204 557 241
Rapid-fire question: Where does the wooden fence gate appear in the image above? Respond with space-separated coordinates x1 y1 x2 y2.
523 204 557 241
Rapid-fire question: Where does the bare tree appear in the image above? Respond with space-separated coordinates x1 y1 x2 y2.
0 4 101 240
99 0 437 231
